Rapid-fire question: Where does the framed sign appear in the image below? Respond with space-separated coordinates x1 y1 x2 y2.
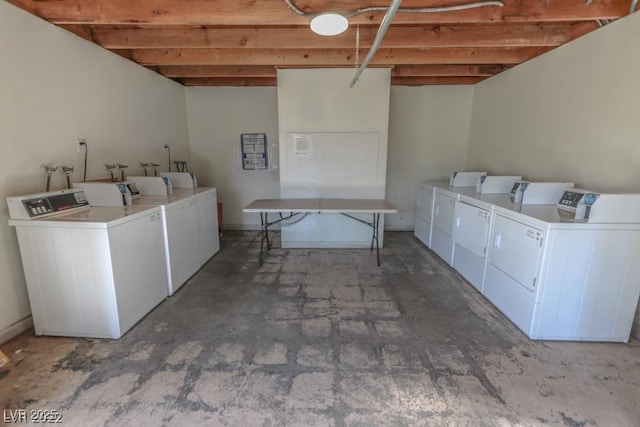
241 133 268 170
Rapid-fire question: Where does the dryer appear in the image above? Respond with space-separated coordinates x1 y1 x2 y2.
7 189 168 339
484 202 640 341
452 196 492 292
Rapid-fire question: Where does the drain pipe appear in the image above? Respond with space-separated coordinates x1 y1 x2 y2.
350 0 403 88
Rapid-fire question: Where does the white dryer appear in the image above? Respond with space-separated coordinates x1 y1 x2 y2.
452 193 515 293
7 189 168 339
484 203 640 341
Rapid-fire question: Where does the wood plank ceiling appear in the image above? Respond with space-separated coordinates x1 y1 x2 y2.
7 0 635 87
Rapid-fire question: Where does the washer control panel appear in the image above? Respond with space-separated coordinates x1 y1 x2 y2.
20 191 89 218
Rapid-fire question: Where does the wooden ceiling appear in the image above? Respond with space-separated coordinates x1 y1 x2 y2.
7 0 634 87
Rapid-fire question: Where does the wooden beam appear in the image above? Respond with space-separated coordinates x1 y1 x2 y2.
179 76 486 86
7 0 629 25
392 76 486 85
158 64 505 78
58 24 94 42
179 75 487 87
159 65 277 78
118 47 550 67
76 23 597 50
182 77 278 87
392 64 506 77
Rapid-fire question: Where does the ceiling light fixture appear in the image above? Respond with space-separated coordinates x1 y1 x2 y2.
310 13 348 36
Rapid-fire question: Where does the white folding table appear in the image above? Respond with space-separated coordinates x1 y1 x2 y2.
243 198 397 266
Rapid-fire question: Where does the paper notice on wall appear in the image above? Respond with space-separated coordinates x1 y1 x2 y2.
294 135 311 157
240 133 268 170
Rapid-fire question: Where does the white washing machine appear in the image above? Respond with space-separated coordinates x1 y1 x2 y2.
133 187 221 292
7 189 168 339
77 179 220 296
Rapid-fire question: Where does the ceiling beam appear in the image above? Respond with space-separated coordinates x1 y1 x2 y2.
118 47 551 67
157 64 506 78
392 76 486 85
180 76 487 87
7 0 630 25
181 77 278 87
392 64 506 77
70 23 596 50
159 65 278 78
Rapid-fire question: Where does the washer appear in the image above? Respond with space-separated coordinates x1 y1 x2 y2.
76 179 220 296
131 187 220 295
7 189 168 339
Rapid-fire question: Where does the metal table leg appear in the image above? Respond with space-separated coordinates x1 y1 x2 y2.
343 212 383 267
371 213 380 267
257 212 302 266
259 212 271 265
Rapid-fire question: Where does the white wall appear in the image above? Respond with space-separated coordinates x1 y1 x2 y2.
185 82 474 233
466 12 640 337
387 86 473 230
185 87 280 229
0 2 189 342
467 13 640 192
277 68 390 198
276 68 391 247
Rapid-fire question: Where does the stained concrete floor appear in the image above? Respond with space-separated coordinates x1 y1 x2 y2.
1 231 639 426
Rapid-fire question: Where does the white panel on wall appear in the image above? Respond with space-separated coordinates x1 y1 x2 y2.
283 131 382 198
288 132 379 180
277 68 390 248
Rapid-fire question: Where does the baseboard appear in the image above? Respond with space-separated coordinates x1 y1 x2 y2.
0 316 33 345
282 242 373 249
224 224 415 232
384 225 415 231
224 224 262 231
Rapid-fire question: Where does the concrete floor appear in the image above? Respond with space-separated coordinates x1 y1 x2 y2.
1 231 639 426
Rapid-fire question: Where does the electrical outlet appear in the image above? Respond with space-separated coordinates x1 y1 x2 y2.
76 138 87 152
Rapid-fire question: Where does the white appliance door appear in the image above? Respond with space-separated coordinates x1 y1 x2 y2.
165 199 200 294
109 210 168 335
453 202 490 258
489 214 543 292
196 190 220 266
433 193 456 236
416 187 434 222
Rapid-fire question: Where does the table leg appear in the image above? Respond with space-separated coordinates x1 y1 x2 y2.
368 213 381 266
265 213 272 250
259 212 271 265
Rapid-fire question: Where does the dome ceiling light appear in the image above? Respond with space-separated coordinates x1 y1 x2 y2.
310 13 349 36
